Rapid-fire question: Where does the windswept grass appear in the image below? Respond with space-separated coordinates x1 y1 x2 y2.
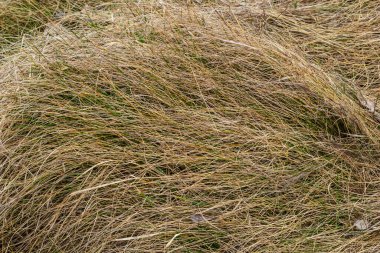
1 1 380 252
0 0 109 46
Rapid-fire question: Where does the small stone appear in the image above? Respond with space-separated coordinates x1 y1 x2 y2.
354 219 369 231
191 214 211 223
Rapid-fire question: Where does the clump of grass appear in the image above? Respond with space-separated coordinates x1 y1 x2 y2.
1 1 380 252
239 0 380 92
0 0 109 47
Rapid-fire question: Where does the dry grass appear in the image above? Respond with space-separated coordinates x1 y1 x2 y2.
0 0 109 47
1 1 380 252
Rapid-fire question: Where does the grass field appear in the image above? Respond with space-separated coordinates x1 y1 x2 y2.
1 1 380 252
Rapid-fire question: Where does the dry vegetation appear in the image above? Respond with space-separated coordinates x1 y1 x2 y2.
1 0 380 252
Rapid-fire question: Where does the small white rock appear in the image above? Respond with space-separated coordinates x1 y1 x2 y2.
366 100 376 113
354 219 369 231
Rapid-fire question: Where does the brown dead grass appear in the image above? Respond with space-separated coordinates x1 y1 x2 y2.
1 1 380 252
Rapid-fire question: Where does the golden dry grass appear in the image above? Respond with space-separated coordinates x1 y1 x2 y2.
1 1 380 252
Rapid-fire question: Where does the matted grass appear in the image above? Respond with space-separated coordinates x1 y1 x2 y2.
0 0 110 46
1 1 380 252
